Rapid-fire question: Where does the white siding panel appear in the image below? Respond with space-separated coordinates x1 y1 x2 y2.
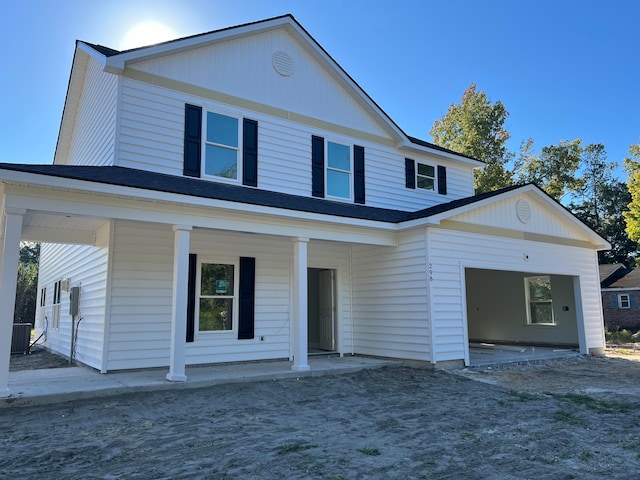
131 29 390 138
117 78 475 209
351 229 430 361
64 56 117 165
35 222 110 369
428 228 604 362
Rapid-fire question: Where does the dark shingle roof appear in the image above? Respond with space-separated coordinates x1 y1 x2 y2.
0 163 510 224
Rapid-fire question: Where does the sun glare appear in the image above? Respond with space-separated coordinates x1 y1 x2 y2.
122 21 178 50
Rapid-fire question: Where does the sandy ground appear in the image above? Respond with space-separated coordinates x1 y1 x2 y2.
2 348 640 479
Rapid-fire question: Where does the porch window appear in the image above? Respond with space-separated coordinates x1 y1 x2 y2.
197 260 237 332
618 294 631 309
203 111 240 181
525 276 555 325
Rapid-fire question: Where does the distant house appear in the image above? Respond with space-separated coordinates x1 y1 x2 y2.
600 264 640 330
0 15 610 397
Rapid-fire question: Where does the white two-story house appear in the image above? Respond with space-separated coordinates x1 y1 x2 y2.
0 15 609 395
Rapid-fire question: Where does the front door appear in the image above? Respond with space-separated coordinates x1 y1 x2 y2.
318 269 335 351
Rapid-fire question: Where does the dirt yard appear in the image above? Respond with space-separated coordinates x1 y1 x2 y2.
2 348 639 479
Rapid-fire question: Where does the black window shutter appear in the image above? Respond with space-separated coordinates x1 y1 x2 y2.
405 158 415 189
312 135 325 198
354 145 365 204
186 254 197 342
610 294 618 309
243 118 258 187
437 165 447 195
183 104 202 178
238 257 256 340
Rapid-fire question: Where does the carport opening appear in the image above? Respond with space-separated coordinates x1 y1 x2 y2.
465 268 580 359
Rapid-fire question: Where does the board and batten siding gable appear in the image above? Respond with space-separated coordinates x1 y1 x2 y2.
62 55 118 166
448 193 589 241
351 229 430 361
35 222 110 369
128 28 390 138
428 228 604 362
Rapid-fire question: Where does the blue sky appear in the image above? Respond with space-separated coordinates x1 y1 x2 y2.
1 0 638 181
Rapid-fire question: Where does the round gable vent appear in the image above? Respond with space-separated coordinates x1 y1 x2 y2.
516 199 531 224
272 51 294 77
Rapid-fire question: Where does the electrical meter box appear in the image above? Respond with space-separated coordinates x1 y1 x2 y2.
69 286 80 316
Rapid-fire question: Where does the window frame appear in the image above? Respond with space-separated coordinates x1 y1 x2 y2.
201 107 243 184
195 258 239 334
524 275 555 326
416 161 437 192
324 138 353 201
618 294 631 309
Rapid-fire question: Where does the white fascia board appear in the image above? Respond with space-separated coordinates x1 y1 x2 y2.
0 170 398 232
398 141 485 168
104 16 294 74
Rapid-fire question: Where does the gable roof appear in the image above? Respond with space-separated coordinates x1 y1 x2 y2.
0 163 610 250
69 14 482 167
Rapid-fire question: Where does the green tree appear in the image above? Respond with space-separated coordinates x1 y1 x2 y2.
515 138 584 201
430 83 513 193
623 142 640 243
15 242 39 325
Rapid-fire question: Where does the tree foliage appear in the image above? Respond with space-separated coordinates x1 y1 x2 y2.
623 143 640 244
15 243 39 325
430 83 513 193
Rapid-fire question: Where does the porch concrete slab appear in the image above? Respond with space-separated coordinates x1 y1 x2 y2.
2 355 397 408
469 344 580 367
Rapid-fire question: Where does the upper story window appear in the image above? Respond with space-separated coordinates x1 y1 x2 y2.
525 276 555 325
417 162 435 191
405 158 447 195
326 141 352 200
311 135 364 204
204 111 241 181
184 104 258 186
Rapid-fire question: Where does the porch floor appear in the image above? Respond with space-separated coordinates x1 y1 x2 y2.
468 343 580 367
3 355 397 408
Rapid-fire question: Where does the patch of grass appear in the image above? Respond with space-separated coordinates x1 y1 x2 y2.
358 446 381 456
554 393 629 414
553 409 583 426
579 451 593 461
277 441 317 455
508 390 539 402
605 328 638 344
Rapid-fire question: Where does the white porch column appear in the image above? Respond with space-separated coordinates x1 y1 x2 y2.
292 237 310 372
166 225 192 382
0 208 25 398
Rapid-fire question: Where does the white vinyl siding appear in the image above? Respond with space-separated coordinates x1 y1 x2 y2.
116 78 475 209
428 228 604 362
105 222 357 370
351 229 430 361
63 55 118 166
35 222 110 369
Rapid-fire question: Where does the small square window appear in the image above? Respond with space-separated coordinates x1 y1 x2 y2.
619 294 630 309
417 162 435 191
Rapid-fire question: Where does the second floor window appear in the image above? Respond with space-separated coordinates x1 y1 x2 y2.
326 141 352 200
417 162 435 191
204 111 240 181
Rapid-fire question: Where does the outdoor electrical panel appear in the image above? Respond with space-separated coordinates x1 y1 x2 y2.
69 286 80 316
